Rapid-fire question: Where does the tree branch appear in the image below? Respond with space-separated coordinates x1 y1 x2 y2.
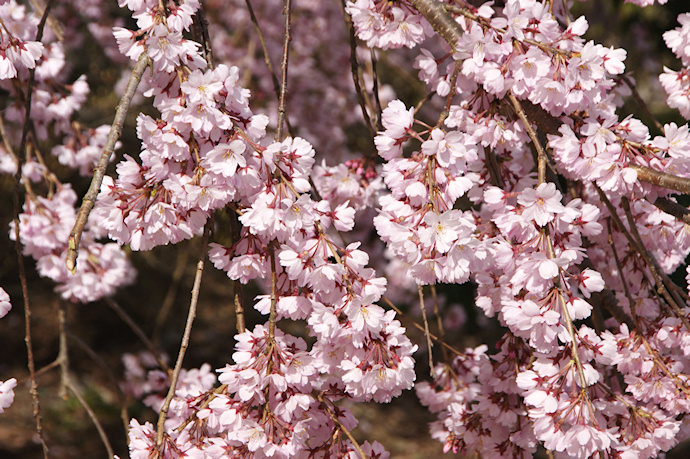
155 220 211 451
66 52 150 273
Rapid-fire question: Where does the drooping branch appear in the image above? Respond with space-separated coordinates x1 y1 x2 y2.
12 3 56 456
155 220 212 450
66 52 150 273
275 0 292 141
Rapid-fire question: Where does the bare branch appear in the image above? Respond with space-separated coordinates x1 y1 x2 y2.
417 285 436 378
104 298 171 374
155 220 212 451
66 52 150 273
275 0 292 141
244 0 294 136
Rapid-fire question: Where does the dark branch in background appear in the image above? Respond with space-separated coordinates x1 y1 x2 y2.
617 74 663 134
409 0 690 196
152 247 190 346
339 0 376 139
245 0 294 136
29 0 64 41
620 197 690 330
12 3 57 456
652 197 690 225
191 1 215 69
104 298 171 374
66 52 150 273
370 49 383 131
58 303 115 458
66 330 130 436
596 186 690 331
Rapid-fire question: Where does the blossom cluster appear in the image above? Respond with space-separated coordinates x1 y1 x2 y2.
346 0 432 49
0 0 135 303
363 0 690 457
125 327 392 458
0 1 43 80
10 184 136 303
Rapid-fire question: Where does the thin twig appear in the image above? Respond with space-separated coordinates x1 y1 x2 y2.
58 302 69 399
507 91 547 184
104 298 170 374
316 393 369 459
414 90 436 114
430 284 450 364
234 282 246 334
618 74 663 134
620 196 690 331
0 116 17 163
28 360 60 382
67 381 115 459
174 384 227 433
339 0 375 138
606 219 639 326
230 211 246 334
152 246 190 346
244 0 294 136
275 0 292 141
435 61 461 129
381 296 464 357
155 220 212 450
57 302 115 458
268 246 278 341
417 285 435 378
66 52 150 273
